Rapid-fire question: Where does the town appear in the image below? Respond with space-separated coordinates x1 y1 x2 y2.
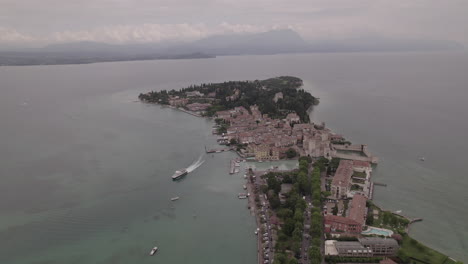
139 77 460 264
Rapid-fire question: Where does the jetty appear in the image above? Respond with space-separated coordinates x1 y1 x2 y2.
206 147 232 153
374 182 387 187
230 159 241 174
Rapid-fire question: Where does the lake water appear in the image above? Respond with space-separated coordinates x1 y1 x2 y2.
0 51 467 262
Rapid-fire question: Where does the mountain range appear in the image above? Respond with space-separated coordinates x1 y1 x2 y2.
0 29 464 66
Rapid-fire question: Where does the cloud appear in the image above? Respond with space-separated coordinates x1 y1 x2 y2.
0 0 467 46
0 27 34 43
0 23 276 46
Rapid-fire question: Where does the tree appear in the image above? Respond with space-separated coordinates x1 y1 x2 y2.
332 203 338 215
267 174 281 194
286 148 297 158
229 138 238 145
308 246 322 264
283 219 296 236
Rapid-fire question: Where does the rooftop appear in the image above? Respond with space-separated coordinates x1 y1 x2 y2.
348 194 367 226
325 214 360 226
358 237 399 247
332 160 354 188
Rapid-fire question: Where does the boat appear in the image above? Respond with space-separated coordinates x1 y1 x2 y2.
395 210 402 214
243 185 247 190
255 230 258 235
172 169 188 180
149 246 158 256
171 196 180 201
420 157 425 161
238 193 247 199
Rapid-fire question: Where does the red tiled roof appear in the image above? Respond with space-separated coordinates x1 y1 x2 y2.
325 215 360 226
332 160 354 188
353 160 371 168
348 194 367 226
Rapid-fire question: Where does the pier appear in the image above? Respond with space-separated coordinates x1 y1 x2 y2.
230 159 241 174
373 182 387 187
205 147 232 153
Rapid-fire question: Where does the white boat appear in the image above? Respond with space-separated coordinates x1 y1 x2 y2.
255 230 258 235
172 169 188 180
395 210 402 214
243 185 247 190
149 246 158 256
420 157 425 161
171 196 180 201
238 193 247 199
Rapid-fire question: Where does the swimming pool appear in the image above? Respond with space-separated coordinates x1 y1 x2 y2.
361 227 394 237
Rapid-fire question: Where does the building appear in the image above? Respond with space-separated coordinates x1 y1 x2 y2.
186 91 204 97
348 194 367 227
169 98 189 107
334 241 373 257
324 215 363 234
331 160 354 199
186 103 211 112
273 92 283 103
216 110 232 120
254 144 280 161
358 237 399 256
286 113 300 124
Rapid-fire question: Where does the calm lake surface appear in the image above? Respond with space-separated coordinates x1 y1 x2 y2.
0 51 467 263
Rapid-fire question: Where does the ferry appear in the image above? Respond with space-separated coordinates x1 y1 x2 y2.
171 196 180 201
149 246 158 256
172 169 188 180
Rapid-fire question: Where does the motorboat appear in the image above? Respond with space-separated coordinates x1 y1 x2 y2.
172 169 188 180
171 196 180 201
149 246 158 256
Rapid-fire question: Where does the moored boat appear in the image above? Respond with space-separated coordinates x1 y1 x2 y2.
238 193 247 199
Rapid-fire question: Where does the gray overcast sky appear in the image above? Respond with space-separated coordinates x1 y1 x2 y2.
1 0 467 46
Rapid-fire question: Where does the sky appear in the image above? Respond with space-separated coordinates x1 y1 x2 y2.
0 0 467 47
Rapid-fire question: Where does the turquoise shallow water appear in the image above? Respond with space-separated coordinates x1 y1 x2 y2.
0 51 467 262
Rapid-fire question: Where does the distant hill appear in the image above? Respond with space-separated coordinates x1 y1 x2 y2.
174 29 310 55
0 29 464 66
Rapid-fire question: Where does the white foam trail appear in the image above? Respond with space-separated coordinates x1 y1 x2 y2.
186 155 205 173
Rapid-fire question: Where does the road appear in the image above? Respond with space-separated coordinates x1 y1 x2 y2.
250 168 275 264
301 195 312 264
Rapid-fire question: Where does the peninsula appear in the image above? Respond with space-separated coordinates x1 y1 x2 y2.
139 77 461 264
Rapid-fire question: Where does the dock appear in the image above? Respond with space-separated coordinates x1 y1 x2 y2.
374 182 387 187
230 159 241 174
206 147 232 154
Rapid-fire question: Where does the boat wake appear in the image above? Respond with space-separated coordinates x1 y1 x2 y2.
186 155 205 173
